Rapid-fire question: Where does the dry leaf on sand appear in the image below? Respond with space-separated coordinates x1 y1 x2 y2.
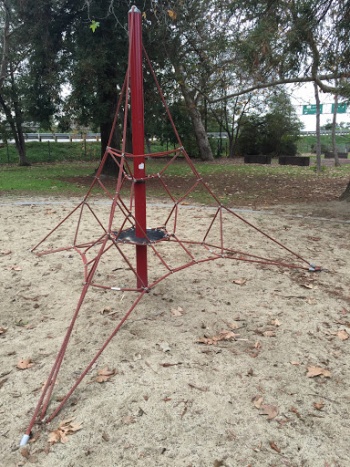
306 366 331 378
48 418 83 444
232 279 247 286
123 415 136 425
95 367 117 383
263 330 276 337
337 330 349 341
171 306 184 316
260 404 279 420
313 401 325 410
269 440 281 453
271 319 281 327
17 358 34 370
196 330 238 345
0 326 7 334
252 395 264 409
6 265 22 271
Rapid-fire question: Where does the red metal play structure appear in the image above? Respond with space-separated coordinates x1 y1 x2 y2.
20 6 321 446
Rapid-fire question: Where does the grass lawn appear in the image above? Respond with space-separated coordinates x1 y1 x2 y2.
0 162 98 195
1 157 349 206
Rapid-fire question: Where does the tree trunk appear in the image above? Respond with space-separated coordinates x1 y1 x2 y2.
182 89 214 161
12 82 30 166
332 94 340 167
314 82 322 173
0 92 30 166
100 120 120 176
174 65 214 161
339 180 350 201
16 127 30 166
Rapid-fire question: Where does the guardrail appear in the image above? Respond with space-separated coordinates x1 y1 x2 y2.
22 133 101 142
5 130 350 143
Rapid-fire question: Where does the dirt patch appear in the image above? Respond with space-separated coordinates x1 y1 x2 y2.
61 160 349 209
0 196 349 466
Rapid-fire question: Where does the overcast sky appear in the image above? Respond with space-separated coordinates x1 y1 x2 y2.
289 83 350 131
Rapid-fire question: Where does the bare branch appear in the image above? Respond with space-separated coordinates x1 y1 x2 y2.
208 73 350 103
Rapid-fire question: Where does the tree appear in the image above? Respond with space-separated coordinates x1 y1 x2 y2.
339 181 350 201
236 90 302 156
10 0 350 173
0 0 30 165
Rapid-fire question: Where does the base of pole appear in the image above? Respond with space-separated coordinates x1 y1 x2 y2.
20 434 30 447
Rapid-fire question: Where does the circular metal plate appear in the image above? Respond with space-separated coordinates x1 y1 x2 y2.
113 227 168 245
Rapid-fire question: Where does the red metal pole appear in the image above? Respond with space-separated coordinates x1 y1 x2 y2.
128 6 148 288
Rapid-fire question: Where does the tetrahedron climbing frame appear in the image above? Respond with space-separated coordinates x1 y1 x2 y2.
20 5 321 447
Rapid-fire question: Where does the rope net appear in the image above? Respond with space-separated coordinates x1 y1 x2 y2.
21 11 320 446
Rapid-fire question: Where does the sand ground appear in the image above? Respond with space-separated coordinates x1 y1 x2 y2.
0 196 349 467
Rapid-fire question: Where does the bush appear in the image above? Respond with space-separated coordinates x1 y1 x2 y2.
236 91 301 157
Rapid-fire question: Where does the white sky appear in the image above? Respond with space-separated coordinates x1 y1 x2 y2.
289 83 350 131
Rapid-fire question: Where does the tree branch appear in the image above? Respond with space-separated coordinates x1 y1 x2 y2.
209 73 350 103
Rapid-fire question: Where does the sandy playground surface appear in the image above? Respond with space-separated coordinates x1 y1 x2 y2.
0 195 350 466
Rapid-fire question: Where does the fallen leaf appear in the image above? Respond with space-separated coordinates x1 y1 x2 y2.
48 418 82 444
219 330 237 340
301 283 314 289
95 367 117 383
290 361 300 365
67 420 83 432
188 383 208 392
252 395 264 409
271 319 281 327
99 307 112 315
263 330 276 337
171 306 184 316
313 401 325 410
290 406 302 418
269 441 281 453
232 279 247 286
0 250 11 255
306 366 331 378
337 329 349 341
260 404 279 420
5 265 22 271
0 326 7 335
196 330 238 345
123 415 136 425
17 358 34 370
48 430 61 445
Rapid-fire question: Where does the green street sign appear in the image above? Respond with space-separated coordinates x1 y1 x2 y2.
331 103 347 114
302 104 323 115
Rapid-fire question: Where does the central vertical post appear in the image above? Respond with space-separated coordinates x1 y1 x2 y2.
128 6 148 288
